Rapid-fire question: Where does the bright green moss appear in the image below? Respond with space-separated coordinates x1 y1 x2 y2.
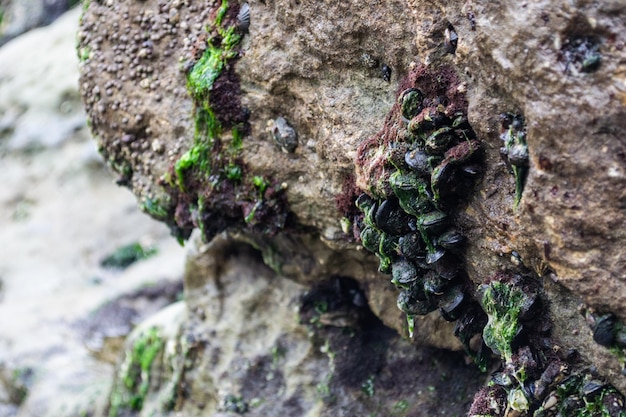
175 0 242 192
252 175 269 196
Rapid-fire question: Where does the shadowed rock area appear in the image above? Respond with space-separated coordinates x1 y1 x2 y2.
77 0 626 415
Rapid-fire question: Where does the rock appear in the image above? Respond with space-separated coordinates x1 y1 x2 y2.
106 237 483 417
77 0 626 407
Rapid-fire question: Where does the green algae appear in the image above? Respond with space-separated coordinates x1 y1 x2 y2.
100 242 157 270
481 281 525 364
174 0 242 192
108 327 164 417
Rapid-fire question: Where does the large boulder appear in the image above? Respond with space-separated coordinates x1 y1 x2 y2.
77 0 626 413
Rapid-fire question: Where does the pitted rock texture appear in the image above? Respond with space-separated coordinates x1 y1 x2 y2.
79 0 626 394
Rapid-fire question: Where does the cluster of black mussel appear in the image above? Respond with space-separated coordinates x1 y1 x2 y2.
355 87 486 348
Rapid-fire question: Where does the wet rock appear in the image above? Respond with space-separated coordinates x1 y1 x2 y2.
77 0 626 402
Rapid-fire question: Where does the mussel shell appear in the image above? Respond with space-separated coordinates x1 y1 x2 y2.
439 285 466 322
426 247 446 264
419 211 449 235
355 193 376 212
356 193 378 228
451 113 469 129
405 149 440 177
431 161 457 202
389 171 433 216
427 248 459 280
423 270 447 295
404 149 429 174
398 232 426 261
375 198 413 235
397 290 437 316
378 232 399 258
437 229 465 251
443 140 481 164
391 259 420 289
407 107 449 137
399 88 424 120
581 380 606 400
425 127 455 155
593 314 616 347
435 259 459 281
236 2 251 32
360 226 381 253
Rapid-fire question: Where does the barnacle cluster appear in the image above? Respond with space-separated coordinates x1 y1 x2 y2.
355 65 484 358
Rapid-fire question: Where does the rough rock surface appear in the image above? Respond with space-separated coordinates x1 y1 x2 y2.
108 237 482 417
77 0 626 411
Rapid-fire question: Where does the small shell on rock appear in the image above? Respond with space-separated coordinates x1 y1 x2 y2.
593 314 616 347
237 3 250 32
271 117 298 153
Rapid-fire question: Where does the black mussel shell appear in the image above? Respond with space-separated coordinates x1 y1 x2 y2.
439 285 466 321
437 229 465 251
375 198 413 235
356 193 376 212
397 289 437 316
451 113 469 129
398 232 426 261
389 171 434 217
462 164 481 177
425 127 455 156
236 2 251 32
582 380 606 400
423 270 447 295
360 226 381 253
391 259 420 289
430 250 459 280
593 314 616 347
426 247 446 264
419 211 449 235
399 88 424 120
378 232 399 258
405 149 439 177
405 149 429 173
431 162 457 201
454 301 488 340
